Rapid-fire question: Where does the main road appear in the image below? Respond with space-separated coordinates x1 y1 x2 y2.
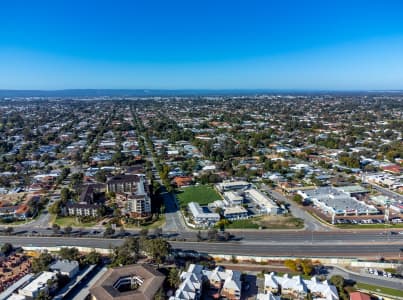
1 236 402 259
4 226 403 244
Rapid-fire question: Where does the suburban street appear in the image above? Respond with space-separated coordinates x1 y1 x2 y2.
161 189 188 232
329 266 403 291
365 182 403 202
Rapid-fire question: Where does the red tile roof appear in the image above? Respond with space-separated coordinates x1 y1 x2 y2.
350 291 371 300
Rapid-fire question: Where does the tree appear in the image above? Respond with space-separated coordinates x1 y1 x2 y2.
142 238 171 264
110 246 137 267
59 247 80 261
329 275 345 289
64 226 72 235
301 259 314 275
330 275 348 300
222 231 231 241
284 259 298 272
52 224 60 234
85 250 102 265
104 227 115 237
60 188 71 203
207 228 218 241
216 219 230 232
49 200 62 215
1 243 13 255
139 228 149 237
293 194 303 204
95 170 107 183
154 228 163 237
168 267 181 288
36 289 52 300
196 230 203 241
154 288 165 300
32 252 53 273
4 226 13 235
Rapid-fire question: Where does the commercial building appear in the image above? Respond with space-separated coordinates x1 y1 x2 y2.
334 185 369 199
243 189 280 215
90 264 165 300
49 260 79 278
298 187 378 216
18 271 56 299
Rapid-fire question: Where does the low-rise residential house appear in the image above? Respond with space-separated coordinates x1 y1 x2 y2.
170 264 242 300
349 291 371 300
257 293 281 300
221 269 242 300
381 164 402 175
170 264 204 300
263 273 339 300
173 176 193 188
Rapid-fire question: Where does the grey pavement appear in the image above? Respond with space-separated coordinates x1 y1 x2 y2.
366 182 403 202
328 265 403 291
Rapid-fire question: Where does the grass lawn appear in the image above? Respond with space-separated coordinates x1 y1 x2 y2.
225 218 260 229
224 216 304 230
176 185 221 208
355 282 403 297
124 214 166 229
53 216 97 227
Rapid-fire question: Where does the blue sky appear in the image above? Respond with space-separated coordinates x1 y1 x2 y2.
1 0 403 90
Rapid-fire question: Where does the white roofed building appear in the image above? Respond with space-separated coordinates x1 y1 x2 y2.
244 189 279 215
188 202 220 227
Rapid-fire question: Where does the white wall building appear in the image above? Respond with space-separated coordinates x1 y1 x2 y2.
263 272 338 300
18 272 56 299
223 191 244 206
216 181 251 193
244 189 279 215
188 202 220 227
